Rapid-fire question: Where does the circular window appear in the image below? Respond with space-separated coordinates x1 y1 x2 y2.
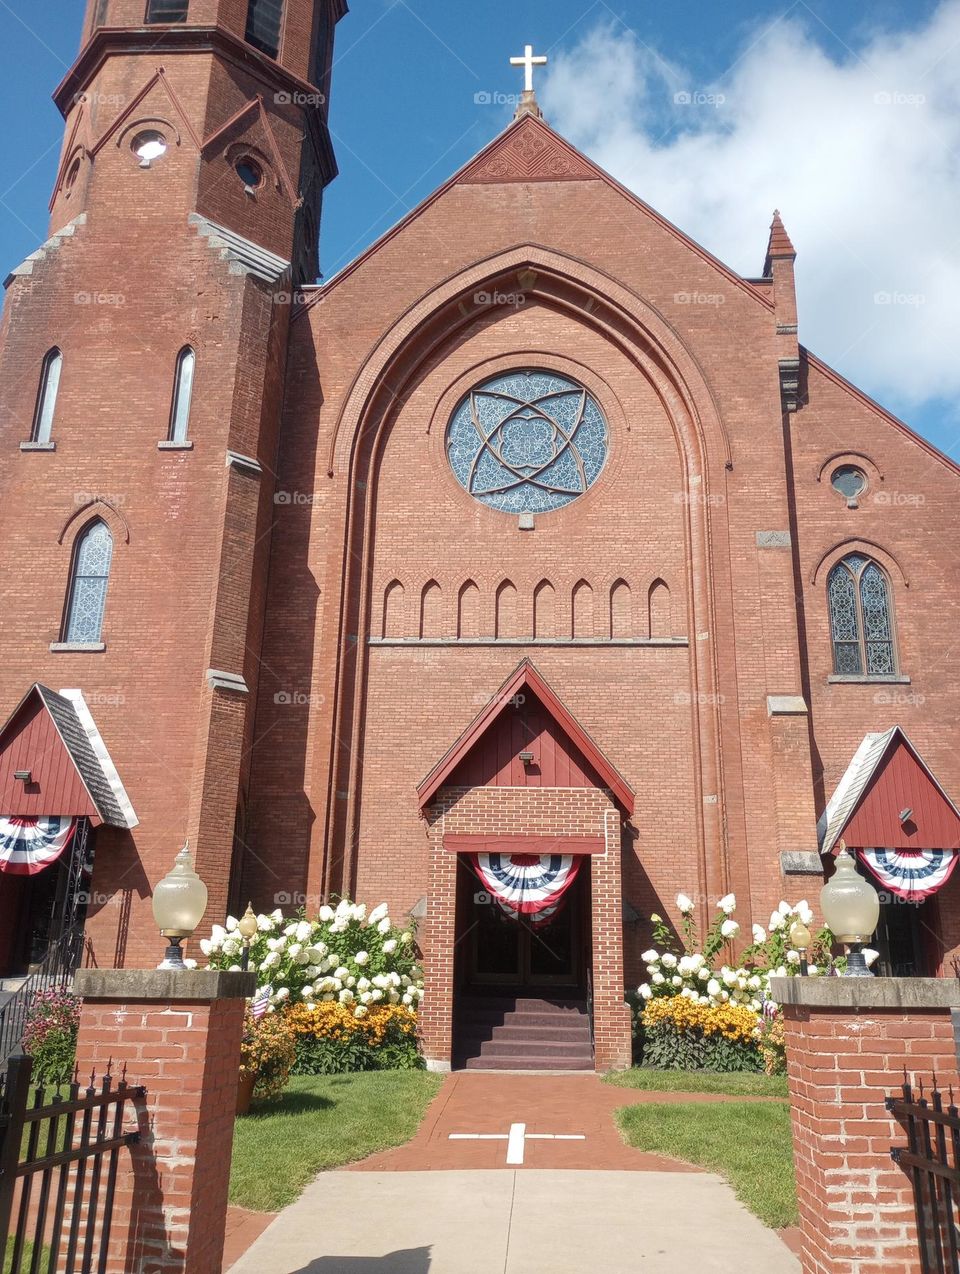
446 370 608 514
235 158 263 191
64 157 81 196
132 131 167 164
831 465 867 501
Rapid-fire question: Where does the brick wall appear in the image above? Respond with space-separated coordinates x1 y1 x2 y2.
774 978 960 1274
72 969 253 1274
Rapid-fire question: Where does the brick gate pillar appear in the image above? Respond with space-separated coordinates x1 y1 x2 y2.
420 801 457 1071
73 968 255 1274
771 977 960 1274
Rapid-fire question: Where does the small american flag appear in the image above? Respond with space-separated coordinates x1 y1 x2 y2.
250 986 272 1020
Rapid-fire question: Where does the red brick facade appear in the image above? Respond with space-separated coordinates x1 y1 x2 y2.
777 982 960 1274
1 6 959 1070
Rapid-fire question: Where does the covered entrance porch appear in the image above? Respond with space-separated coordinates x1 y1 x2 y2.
415 660 635 1073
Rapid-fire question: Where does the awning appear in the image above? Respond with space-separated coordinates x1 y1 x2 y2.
819 727 960 901
0 816 76 875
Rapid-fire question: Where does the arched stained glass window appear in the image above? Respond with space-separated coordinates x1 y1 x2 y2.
827 554 897 676
168 346 195 443
32 348 63 444
64 521 114 644
446 370 608 514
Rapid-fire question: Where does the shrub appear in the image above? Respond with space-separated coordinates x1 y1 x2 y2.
641 996 762 1073
202 900 423 1016
758 1005 787 1076
286 1002 422 1074
21 990 80 1086
240 1010 297 1101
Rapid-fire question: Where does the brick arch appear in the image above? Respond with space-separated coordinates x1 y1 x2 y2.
318 245 736 911
58 497 131 548
811 538 909 588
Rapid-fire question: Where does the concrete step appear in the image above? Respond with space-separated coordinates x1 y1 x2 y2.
462 996 587 1015
458 1053 595 1071
465 1037 594 1060
460 1011 589 1032
458 1021 592 1043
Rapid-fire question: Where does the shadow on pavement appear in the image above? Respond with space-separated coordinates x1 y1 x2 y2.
291 1249 431 1273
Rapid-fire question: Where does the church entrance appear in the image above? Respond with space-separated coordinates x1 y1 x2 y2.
465 860 586 990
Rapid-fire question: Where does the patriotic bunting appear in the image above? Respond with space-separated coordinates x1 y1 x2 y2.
470 852 581 916
0 816 76 876
857 847 958 902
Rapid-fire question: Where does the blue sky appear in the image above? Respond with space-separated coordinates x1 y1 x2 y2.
0 1 955 453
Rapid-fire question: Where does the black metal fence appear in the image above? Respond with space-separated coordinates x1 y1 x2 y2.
0 925 88 1070
0 1052 145 1273
887 1075 960 1273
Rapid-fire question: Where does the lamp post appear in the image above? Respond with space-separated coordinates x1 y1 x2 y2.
820 844 880 977
152 843 208 970
788 917 812 976
237 903 259 971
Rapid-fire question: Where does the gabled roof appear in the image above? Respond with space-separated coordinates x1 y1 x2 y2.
0 685 137 829
310 112 772 312
818 726 960 854
416 659 634 814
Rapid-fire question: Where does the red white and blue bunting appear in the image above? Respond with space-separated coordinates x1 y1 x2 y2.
470 852 581 916
0 816 76 876
857 847 958 902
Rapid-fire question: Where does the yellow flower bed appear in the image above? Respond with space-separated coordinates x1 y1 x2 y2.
642 995 759 1043
286 1001 418 1047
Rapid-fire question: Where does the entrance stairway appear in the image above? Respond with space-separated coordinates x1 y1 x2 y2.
454 994 594 1071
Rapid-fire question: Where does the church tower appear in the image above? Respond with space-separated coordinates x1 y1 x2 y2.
0 0 344 970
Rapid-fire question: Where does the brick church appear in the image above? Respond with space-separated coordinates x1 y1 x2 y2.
1 3 959 1071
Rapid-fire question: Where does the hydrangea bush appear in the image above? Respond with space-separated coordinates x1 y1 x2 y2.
634 892 843 1074
201 900 424 1019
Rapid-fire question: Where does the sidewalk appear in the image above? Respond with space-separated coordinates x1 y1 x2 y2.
226 1169 801 1273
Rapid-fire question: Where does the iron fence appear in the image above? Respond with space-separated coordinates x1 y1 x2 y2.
0 1052 145 1273
887 1075 960 1273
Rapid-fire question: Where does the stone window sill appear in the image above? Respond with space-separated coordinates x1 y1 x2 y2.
20 441 55 452
827 674 910 684
157 440 193 450
49 641 105 653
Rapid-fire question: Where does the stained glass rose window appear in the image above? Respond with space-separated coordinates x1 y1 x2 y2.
446 370 608 514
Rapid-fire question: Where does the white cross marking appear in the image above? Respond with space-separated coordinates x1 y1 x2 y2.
449 1122 585 1165
510 44 548 93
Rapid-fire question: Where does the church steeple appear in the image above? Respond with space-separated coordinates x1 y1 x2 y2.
510 43 547 121
53 0 345 283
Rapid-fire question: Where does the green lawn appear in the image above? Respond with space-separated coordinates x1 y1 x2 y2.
605 1068 788 1098
616 1099 797 1229
230 1071 443 1212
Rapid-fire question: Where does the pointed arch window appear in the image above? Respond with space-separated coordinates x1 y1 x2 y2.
64 521 114 645
31 348 63 444
245 0 283 58
827 554 897 676
168 346 195 443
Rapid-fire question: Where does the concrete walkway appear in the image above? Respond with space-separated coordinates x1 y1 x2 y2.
226 1169 801 1273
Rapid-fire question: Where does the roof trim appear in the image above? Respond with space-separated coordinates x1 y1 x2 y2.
415 658 635 814
817 726 960 854
311 113 772 314
804 349 960 480
0 684 137 829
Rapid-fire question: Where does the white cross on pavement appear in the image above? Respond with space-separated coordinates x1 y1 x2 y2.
510 44 548 93
449 1122 585 1165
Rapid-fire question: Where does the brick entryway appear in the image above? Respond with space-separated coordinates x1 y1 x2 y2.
345 1072 714 1171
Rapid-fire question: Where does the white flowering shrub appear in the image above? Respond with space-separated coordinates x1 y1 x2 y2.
201 900 424 1017
637 892 839 1013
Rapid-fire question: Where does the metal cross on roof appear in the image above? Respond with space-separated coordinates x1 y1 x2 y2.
510 43 547 93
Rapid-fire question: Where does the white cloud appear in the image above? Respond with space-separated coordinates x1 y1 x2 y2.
540 5 960 417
